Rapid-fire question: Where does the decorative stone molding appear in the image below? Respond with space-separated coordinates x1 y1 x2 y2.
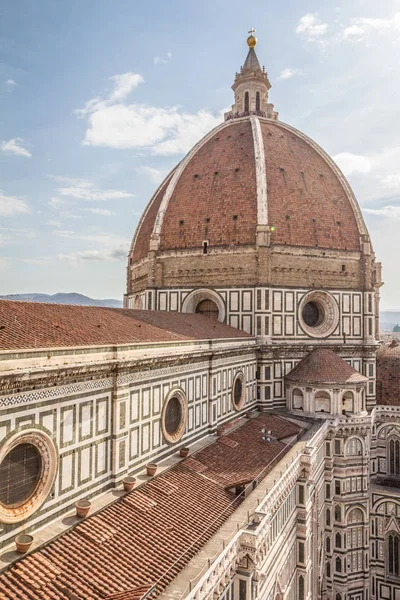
181 289 226 323
232 371 246 411
298 290 339 339
161 387 188 445
0 428 58 524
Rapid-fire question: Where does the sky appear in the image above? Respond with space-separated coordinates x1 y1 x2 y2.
1 0 400 308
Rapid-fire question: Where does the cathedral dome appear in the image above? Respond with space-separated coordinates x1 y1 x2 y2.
126 33 376 305
130 116 366 263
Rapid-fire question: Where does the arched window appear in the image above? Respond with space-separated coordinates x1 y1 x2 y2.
336 594 342 600
388 532 400 576
389 438 400 476
293 388 304 410
342 391 355 413
195 299 219 320
326 508 331 526
335 533 342 548
298 575 304 600
347 508 364 524
256 91 260 112
315 391 331 413
336 557 342 573
335 504 342 522
326 536 331 552
244 91 249 113
346 437 362 456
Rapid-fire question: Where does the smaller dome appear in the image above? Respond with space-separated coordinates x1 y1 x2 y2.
285 349 367 385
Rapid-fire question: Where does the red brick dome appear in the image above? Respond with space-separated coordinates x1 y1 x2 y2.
130 116 367 263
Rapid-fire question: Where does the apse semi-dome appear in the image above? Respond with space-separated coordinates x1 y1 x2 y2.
126 34 377 310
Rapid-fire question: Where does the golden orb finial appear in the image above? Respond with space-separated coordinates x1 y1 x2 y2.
247 27 257 48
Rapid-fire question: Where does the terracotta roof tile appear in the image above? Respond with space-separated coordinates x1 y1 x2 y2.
285 348 368 385
376 344 400 405
129 117 362 260
0 415 301 600
0 301 250 351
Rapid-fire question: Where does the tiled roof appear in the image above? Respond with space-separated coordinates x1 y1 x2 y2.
285 349 368 385
129 117 362 263
0 301 250 351
377 344 400 405
0 415 301 600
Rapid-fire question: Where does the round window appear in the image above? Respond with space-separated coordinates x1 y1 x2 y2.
0 429 58 524
164 396 183 437
0 443 42 508
195 299 219 320
161 389 188 444
302 301 324 328
298 291 339 339
232 372 245 411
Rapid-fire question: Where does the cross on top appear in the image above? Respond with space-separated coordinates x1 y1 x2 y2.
248 27 256 36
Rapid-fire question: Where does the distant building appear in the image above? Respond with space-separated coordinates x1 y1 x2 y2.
2 30 400 600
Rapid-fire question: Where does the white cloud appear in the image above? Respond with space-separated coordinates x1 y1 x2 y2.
296 14 328 39
1 138 31 158
343 13 400 40
58 184 133 201
278 68 302 80
75 72 144 119
58 234 130 264
83 207 116 216
46 219 63 227
5 79 16 90
364 205 400 218
75 72 222 155
137 166 168 184
333 152 372 176
154 51 172 65
381 174 400 189
108 73 144 103
0 191 30 216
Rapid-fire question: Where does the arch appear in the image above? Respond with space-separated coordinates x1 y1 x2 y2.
335 504 342 522
298 575 304 600
195 299 219 320
388 436 400 477
292 388 304 410
326 536 331 552
342 390 355 414
345 436 363 456
326 508 331 526
256 91 260 112
335 532 342 548
346 507 365 524
182 289 226 323
315 391 331 414
133 294 141 309
335 557 342 573
387 531 400 576
244 91 249 113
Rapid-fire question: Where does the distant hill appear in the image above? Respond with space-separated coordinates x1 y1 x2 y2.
0 293 123 308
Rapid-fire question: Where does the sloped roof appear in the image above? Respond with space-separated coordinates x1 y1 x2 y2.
0 301 250 351
0 415 301 600
285 348 368 385
377 343 400 405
